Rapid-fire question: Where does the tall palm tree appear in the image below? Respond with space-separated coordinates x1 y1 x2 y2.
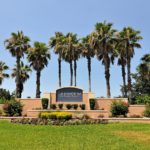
49 32 65 87
73 44 81 86
0 61 9 85
92 21 117 98
27 42 50 98
81 34 95 92
62 33 78 86
11 61 32 98
119 27 142 97
116 33 127 97
4 31 30 98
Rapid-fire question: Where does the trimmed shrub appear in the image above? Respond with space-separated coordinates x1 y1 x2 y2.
3 100 23 116
72 104 78 110
58 104 63 109
143 105 150 117
40 112 72 120
50 104 57 110
66 104 72 110
41 98 49 109
80 104 85 110
89 99 95 110
110 101 129 117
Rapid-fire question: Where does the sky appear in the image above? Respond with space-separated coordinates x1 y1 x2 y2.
0 0 149 98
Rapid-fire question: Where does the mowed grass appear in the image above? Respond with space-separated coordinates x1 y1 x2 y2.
0 121 150 150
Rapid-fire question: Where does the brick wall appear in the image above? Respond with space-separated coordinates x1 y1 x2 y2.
129 105 145 116
20 99 42 115
95 98 128 110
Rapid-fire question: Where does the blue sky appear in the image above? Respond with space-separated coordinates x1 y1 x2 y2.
0 0 149 98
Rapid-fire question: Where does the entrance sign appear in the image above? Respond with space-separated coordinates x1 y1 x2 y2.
56 87 83 102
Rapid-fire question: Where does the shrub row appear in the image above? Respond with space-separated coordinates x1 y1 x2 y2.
39 112 72 120
11 118 108 126
41 98 86 110
49 104 86 110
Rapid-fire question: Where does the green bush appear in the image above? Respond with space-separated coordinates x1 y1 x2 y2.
41 98 49 109
110 101 129 117
0 98 5 104
3 100 23 116
66 104 72 110
143 105 150 117
135 95 150 104
50 104 57 109
40 112 72 120
0 109 2 116
58 104 63 109
89 99 95 110
80 104 86 110
72 104 78 110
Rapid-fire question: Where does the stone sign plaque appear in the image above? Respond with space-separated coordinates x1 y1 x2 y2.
56 87 83 102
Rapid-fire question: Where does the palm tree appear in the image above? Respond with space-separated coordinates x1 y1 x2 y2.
116 33 127 97
119 27 142 97
73 44 81 86
0 61 9 85
11 61 32 98
27 42 50 98
81 34 95 92
4 31 30 98
92 21 117 98
49 32 65 87
62 33 78 86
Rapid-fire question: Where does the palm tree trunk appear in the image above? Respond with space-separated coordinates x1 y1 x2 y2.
70 61 73 86
58 57 61 87
104 56 111 98
74 59 77 86
36 70 41 98
121 61 127 97
16 56 21 98
127 57 132 98
126 44 132 101
87 57 91 92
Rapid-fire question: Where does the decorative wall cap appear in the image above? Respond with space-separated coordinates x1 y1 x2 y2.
27 110 108 113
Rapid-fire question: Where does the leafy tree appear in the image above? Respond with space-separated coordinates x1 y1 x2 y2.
5 31 30 98
0 61 9 85
132 53 150 96
11 61 32 98
27 42 50 98
0 88 11 101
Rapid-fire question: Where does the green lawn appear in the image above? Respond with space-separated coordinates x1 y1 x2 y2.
0 121 150 150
